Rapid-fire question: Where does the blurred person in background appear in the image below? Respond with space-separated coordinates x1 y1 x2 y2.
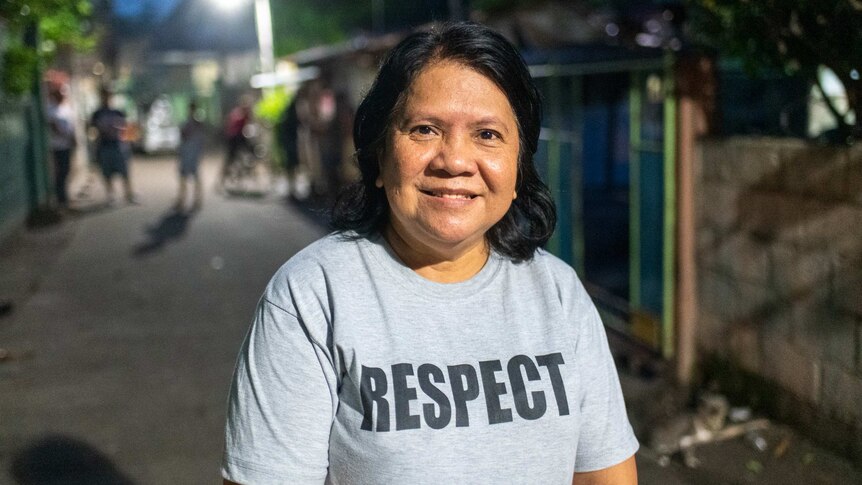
219 95 253 188
175 100 206 211
222 22 638 485
276 90 303 200
90 87 136 205
46 87 77 210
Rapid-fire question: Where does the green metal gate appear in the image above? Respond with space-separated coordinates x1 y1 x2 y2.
0 97 32 239
530 54 676 357
1 24 53 243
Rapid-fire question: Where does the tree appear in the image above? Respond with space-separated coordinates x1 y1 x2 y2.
0 0 94 95
270 0 365 56
269 0 461 56
687 0 862 139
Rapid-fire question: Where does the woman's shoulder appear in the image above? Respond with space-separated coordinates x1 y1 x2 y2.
264 232 366 298
512 249 590 310
273 231 359 272
518 249 579 283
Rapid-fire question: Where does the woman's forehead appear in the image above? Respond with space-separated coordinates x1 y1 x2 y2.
409 60 496 93
399 61 515 117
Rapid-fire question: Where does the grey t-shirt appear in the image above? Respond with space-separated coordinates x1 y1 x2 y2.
223 233 638 484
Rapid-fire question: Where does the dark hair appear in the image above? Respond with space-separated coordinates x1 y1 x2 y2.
332 21 556 262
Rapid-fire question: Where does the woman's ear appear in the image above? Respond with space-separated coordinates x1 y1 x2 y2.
375 176 384 188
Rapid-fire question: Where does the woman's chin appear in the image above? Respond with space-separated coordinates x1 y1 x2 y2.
419 227 488 253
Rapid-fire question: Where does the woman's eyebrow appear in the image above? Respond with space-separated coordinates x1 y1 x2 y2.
471 117 511 134
397 114 447 127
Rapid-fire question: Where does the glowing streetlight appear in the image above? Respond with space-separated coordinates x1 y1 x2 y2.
253 0 275 74
212 0 275 74
212 0 241 11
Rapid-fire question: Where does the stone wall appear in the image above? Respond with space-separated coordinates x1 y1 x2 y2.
696 137 862 461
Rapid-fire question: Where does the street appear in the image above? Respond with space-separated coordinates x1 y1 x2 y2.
1 153 861 484
0 153 327 483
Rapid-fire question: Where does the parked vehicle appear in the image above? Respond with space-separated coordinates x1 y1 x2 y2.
133 96 181 154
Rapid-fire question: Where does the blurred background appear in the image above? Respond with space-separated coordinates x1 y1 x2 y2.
0 1 860 483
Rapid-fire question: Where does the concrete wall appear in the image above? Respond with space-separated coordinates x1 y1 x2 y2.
696 137 862 461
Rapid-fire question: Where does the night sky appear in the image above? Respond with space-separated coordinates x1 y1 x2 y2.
113 0 180 18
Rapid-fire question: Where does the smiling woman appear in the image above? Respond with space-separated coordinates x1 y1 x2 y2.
222 21 639 485
378 60 521 281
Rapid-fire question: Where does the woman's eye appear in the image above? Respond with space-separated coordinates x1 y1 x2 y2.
479 130 500 141
412 125 434 136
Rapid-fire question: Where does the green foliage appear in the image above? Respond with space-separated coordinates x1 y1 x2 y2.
0 0 94 96
1 43 39 94
254 87 294 124
687 0 862 131
269 0 472 56
270 0 372 56
39 1 96 51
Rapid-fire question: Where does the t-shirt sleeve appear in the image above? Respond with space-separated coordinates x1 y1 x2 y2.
222 298 337 484
571 286 639 472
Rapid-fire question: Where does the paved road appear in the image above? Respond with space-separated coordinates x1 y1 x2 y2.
1 153 861 484
0 154 327 483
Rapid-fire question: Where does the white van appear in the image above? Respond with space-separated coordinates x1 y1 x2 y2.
137 96 181 154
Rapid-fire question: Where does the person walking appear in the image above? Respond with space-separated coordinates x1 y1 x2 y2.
46 87 76 209
175 100 206 211
90 88 136 205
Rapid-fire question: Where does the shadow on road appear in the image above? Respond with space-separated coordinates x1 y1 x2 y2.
221 187 269 200
67 201 115 218
132 208 196 257
10 434 134 485
23 201 114 230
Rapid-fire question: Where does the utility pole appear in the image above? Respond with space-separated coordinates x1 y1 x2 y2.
254 0 275 74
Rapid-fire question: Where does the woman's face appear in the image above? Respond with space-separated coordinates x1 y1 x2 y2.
378 60 520 259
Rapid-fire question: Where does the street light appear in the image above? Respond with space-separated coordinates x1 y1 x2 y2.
253 0 275 74
212 0 240 10
212 0 275 74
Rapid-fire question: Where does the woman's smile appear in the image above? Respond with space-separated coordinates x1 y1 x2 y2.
420 190 476 199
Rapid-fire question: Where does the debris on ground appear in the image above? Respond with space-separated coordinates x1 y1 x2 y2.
746 430 769 452
746 459 764 474
0 347 33 363
773 435 792 458
729 406 752 422
649 392 772 468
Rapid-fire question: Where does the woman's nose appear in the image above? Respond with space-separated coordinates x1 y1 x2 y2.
429 134 477 176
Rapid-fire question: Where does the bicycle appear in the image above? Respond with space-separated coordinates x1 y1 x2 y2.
221 122 273 197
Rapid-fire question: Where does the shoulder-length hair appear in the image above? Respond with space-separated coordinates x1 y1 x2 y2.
332 21 556 262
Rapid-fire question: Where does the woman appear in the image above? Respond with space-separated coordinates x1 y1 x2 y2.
223 22 638 485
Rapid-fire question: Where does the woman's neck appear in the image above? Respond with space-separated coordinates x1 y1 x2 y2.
383 225 490 283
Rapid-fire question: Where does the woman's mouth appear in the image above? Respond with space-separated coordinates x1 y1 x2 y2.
420 189 477 199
